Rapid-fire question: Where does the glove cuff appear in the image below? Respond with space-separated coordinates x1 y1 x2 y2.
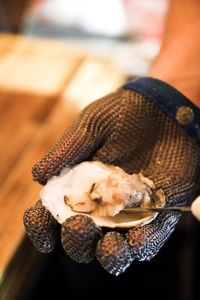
123 77 200 145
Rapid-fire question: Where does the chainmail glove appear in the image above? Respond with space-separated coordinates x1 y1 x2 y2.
23 77 200 276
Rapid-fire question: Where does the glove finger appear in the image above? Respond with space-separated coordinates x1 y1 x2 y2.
61 214 103 263
126 212 181 261
32 90 122 185
32 121 98 185
96 231 135 276
23 200 58 253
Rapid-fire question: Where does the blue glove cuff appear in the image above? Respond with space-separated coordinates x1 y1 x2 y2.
123 77 200 145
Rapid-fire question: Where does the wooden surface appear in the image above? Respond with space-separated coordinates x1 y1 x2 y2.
0 33 124 300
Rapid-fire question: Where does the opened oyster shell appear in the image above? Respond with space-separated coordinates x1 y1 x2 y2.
40 161 165 228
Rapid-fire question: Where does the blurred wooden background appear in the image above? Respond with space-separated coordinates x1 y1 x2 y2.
0 33 124 300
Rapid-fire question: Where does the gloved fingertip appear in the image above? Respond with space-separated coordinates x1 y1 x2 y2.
32 163 47 185
61 214 103 263
96 231 134 276
23 200 58 253
126 213 180 261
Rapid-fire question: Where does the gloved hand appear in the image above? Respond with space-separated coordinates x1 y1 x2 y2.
23 77 200 276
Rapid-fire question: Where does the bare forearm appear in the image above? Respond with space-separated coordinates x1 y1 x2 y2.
149 0 200 107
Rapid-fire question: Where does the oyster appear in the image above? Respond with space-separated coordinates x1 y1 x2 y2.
40 161 165 228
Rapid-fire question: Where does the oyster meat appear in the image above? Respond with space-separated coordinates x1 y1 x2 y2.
40 161 165 228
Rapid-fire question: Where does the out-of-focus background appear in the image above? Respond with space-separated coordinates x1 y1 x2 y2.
0 0 167 84
0 1 199 300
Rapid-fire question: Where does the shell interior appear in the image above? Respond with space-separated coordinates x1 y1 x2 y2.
40 161 165 228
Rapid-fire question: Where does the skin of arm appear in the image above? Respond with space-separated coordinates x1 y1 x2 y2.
149 0 200 107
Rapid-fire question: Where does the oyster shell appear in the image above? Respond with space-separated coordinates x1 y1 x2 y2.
40 161 165 228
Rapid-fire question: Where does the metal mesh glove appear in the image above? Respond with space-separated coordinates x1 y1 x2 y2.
23 78 200 276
